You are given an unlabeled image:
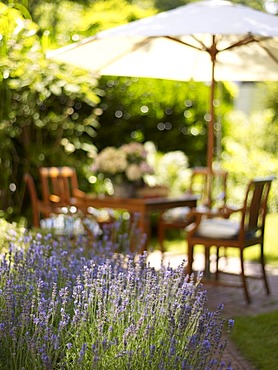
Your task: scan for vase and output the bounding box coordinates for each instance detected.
[112,182,135,198]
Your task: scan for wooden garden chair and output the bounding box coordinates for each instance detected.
[186,176,275,303]
[24,166,112,236]
[158,167,228,253]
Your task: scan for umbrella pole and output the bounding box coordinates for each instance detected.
[207,36,217,208]
[208,36,216,172]
[208,74,215,172]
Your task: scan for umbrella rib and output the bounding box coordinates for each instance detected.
[219,34,256,51]
[219,34,278,65]
[165,36,205,52]
[257,41,278,65]
[165,35,278,64]
[165,35,220,60]
[219,35,273,52]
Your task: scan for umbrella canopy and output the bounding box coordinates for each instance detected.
[48,0,278,172]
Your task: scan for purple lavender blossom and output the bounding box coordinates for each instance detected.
[0,220,234,369]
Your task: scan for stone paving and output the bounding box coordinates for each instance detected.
[147,251,278,370]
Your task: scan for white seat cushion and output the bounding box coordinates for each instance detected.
[40,214,101,237]
[196,218,239,239]
[162,205,209,223]
[162,206,191,222]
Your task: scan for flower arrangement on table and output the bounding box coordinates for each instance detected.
[93,142,154,196]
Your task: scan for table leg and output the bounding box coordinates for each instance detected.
[137,210,151,252]
[128,210,149,252]
[204,246,211,277]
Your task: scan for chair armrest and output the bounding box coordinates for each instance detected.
[73,188,88,199]
[188,204,242,220]
[185,210,203,235]
[218,204,243,218]
[38,202,59,215]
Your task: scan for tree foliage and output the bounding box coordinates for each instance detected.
[0,3,101,221]
[17,0,157,48]
[221,106,278,212]
[95,77,232,166]
[151,0,275,12]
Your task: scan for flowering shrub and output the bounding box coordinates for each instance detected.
[143,142,191,195]
[93,142,153,184]
[0,221,234,369]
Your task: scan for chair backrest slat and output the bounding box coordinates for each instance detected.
[189,167,228,208]
[242,177,274,234]
[39,166,79,205]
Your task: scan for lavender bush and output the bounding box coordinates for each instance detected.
[0,220,233,369]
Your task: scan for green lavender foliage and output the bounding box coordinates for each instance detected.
[0,220,234,369]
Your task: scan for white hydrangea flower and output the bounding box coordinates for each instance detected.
[95,147,127,175]
[126,164,142,181]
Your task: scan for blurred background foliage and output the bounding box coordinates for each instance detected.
[95,77,233,165]
[0,0,277,224]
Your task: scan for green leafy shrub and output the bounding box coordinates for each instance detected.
[0,3,101,222]
[221,110,278,212]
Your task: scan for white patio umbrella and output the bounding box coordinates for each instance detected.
[48,0,278,174]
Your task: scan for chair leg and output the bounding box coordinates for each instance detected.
[240,249,251,304]
[215,247,220,281]
[260,242,271,295]
[157,219,166,254]
[204,246,211,277]
[187,242,194,276]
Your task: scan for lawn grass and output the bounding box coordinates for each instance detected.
[231,310,278,370]
[151,213,278,268]
[264,213,278,267]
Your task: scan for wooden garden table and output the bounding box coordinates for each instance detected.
[83,194,198,251]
